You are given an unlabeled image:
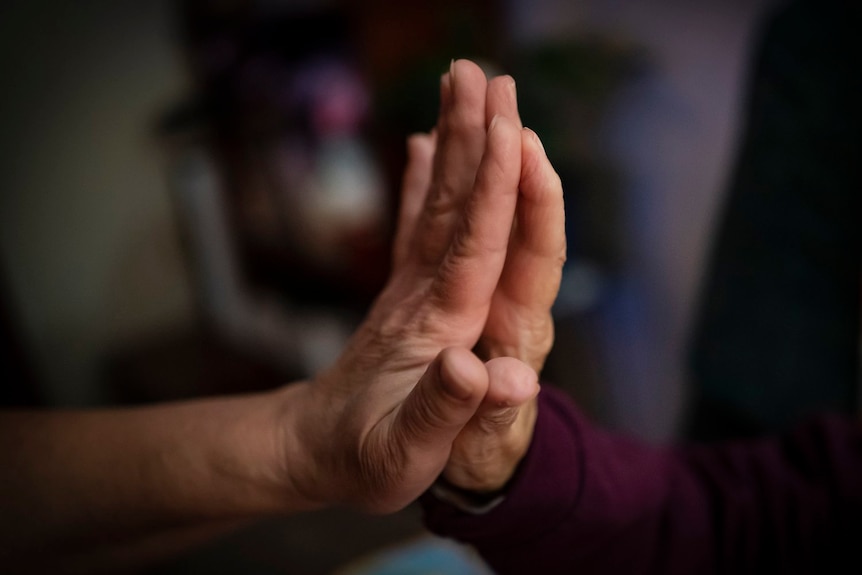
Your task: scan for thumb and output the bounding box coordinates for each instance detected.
[442,357,539,492]
[472,357,539,432]
[393,347,488,454]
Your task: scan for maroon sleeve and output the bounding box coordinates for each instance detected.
[421,386,862,574]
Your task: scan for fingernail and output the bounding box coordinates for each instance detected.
[508,76,517,100]
[440,72,452,101]
[489,114,501,132]
[449,59,458,95]
[525,127,545,154]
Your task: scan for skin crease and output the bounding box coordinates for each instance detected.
[424,64,567,491]
[0,59,565,573]
[282,60,567,504]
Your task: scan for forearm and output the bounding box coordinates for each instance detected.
[0,383,310,558]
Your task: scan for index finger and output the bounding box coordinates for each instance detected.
[410,60,489,269]
[430,114,522,316]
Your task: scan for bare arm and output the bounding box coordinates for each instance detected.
[0,390,293,563]
[0,58,540,571]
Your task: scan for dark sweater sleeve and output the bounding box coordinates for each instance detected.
[421,386,862,574]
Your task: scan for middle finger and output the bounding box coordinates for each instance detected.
[410,59,489,267]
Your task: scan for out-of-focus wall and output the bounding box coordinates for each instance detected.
[0,0,783,427]
[508,0,780,440]
[0,0,194,404]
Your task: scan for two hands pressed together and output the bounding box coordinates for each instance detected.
[5,57,862,575]
[0,59,566,568]
[281,58,566,511]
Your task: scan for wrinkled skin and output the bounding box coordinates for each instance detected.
[280,60,566,512]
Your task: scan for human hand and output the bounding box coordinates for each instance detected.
[275,60,537,514]
[394,60,567,493]
[443,124,566,493]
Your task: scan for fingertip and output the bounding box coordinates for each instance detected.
[484,357,540,407]
[486,74,515,92]
[520,127,562,200]
[523,127,545,154]
[452,58,488,81]
[448,59,489,109]
[441,70,452,92]
[504,74,516,95]
[438,347,489,401]
[486,74,520,128]
[406,132,434,158]
[394,348,487,450]
[520,127,544,168]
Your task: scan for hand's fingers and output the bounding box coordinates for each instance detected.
[392,347,487,456]
[443,357,539,492]
[431,114,522,316]
[411,59,488,267]
[499,128,567,309]
[485,75,521,129]
[392,131,436,269]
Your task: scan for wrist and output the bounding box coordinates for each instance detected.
[163,384,327,518]
[269,381,334,513]
[179,388,310,518]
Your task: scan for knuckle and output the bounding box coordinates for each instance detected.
[412,384,456,435]
[557,247,568,267]
[445,451,507,492]
[443,109,485,139]
[424,181,461,217]
[480,406,520,431]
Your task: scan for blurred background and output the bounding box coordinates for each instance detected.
[6,0,857,573]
